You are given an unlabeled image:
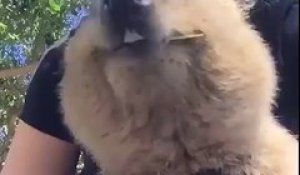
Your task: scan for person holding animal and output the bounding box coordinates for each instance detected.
[1,0,298,175]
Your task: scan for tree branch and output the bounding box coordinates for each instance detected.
[0,62,39,79]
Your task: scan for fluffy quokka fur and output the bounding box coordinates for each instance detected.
[60,0,299,174]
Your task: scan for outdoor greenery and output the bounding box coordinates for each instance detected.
[0,0,89,171]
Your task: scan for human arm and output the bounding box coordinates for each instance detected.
[1,121,79,175]
[1,35,80,175]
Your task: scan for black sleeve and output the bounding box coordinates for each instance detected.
[279,1,299,134]
[250,0,299,134]
[20,42,74,143]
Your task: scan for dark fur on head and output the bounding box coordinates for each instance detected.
[106,0,161,41]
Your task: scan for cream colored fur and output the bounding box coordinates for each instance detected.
[60,0,299,174]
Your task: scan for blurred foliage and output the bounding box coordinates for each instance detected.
[0,0,88,62]
[0,0,89,171]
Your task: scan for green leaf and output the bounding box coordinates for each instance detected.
[0,22,7,33]
[7,33,19,40]
[0,22,7,29]
[48,0,62,12]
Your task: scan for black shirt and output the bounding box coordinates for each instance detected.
[20,0,299,174]
[249,0,299,134]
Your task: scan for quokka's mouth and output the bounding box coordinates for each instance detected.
[104,0,204,47]
[105,0,162,43]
